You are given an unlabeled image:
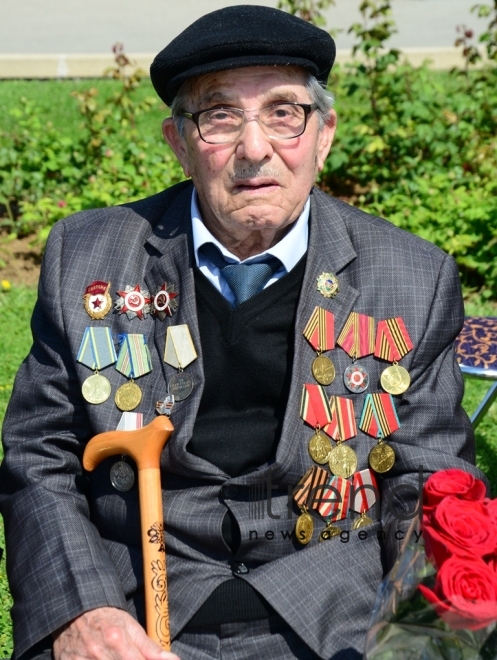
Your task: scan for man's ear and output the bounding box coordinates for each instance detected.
[316,109,337,173]
[162,117,192,178]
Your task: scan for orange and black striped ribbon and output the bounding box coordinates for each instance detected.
[324,396,357,441]
[359,393,400,439]
[337,312,375,359]
[374,317,413,362]
[300,383,333,428]
[303,306,335,352]
[293,465,328,510]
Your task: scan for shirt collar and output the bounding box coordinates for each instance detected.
[191,188,309,272]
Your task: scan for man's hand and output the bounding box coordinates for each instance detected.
[53,606,180,660]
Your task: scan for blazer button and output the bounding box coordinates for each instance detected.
[223,485,239,499]
[232,562,249,576]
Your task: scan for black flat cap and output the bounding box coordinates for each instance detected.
[150,5,335,106]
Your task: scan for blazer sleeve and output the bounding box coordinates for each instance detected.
[380,249,483,566]
[0,220,128,659]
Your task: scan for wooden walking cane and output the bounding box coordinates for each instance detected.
[83,416,174,650]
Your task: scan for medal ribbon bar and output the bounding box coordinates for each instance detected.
[300,384,333,429]
[337,312,375,359]
[317,475,350,521]
[359,393,400,438]
[350,469,378,514]
[374,317,413,362]
[303,306,335,351]
[115,334,152,378]
[77,327,117,370]
[324,396,357,441]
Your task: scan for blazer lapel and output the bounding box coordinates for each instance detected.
[269,189,361,483]
[143,187,225,478]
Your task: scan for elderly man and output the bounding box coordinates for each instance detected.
[0,5,480,660]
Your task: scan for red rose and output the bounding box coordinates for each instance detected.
[423,496,497,569]
[423,469,486,514]
[485,498,497,525]
[419,556,497,630]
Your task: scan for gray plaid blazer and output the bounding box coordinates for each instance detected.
[0,181,481,660]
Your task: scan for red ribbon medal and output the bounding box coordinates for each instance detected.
[350,469,378,528]
[300,384,333,429]
[318,475,351,521]
[324,396,357,441]
[337,312,375,359]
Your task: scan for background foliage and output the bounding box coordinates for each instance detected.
[1,0,497,655]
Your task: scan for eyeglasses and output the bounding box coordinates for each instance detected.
[179,102,317,145]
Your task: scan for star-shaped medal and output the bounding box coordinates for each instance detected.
[115,284,152,320]
[153,283,179,320]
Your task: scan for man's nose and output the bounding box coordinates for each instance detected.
[235,116,274,162]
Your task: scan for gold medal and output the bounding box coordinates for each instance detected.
[82,373,111,404]
[115,381,142,411]
[311,355,336,385]
[381,364,410,395]
[368,441,396,473]
[352,513,374,530]
[308,430,333,464]
[295,510,314,545]
[328,443,357,478]
[319,522,341,542]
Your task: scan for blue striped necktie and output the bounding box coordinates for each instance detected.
[199,243,282,306]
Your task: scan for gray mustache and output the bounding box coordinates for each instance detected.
[231,165,280,181]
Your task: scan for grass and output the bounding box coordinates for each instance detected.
[0,285,496,654]
[0,78,169,141]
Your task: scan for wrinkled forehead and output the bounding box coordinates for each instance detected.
[179,65,309,109]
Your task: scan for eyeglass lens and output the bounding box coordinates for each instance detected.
[198,104,308,143]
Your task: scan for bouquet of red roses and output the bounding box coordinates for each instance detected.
[365,468,497,660]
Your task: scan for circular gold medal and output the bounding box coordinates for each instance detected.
[369,442,396,473]
[115,381,142,411]
[319,524,341,542]
[308,431,333,464]
[312,355,336,385]
[295,512,314,545]
[82,373,111,404]
[328,443,358,478]
[352,514,374,530]
[381,364,410,395]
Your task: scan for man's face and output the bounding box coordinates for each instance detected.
[163,66,336,246]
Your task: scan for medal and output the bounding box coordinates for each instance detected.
[293,466,328,513]
[83,281,112,320]
[115,284,152,320]
[156,394,175,416]
[316,272,339,299]
[153,283,179,319]
[82,373,112,404]
[328,443,357,478]
[308,430,332,464]
[303,307,336,385]
[77,327,117,404]
[350,469,378,529]
[295,509,314,545]
[110,460,135,492]
[368,441,396,474]
[163,325,197,400]
[337,312,375,391]
[300,384,333,465]
[375,318,413,395]
[381,364,410,395]
[116,411,143,430]
[115,381,142,411]
[318,475,350,521]
[359,393,400,473]
[344,364,369,393]
[168,372,194,401]
[115,334,152,410]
